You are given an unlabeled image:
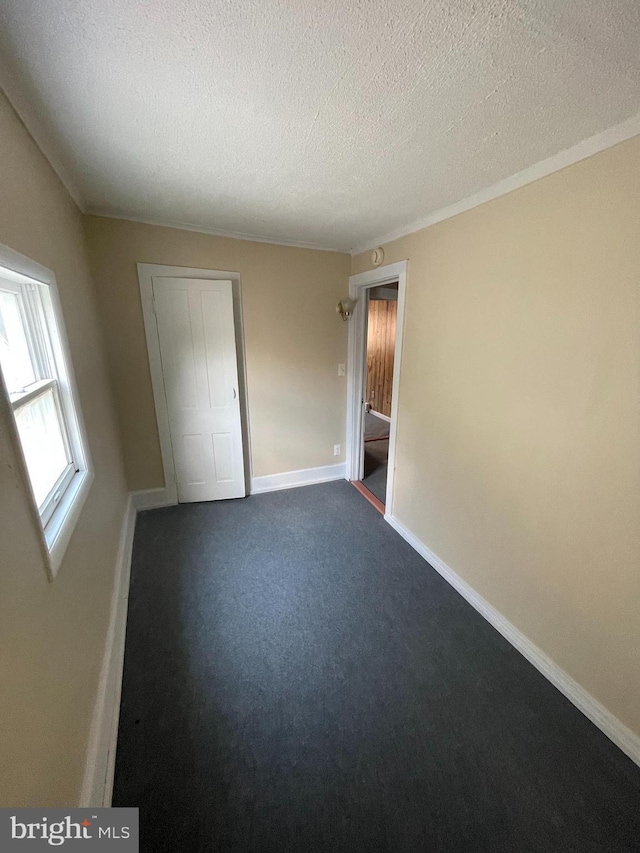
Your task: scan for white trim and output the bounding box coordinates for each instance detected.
[385,512,640,768]
[137,263,252,506]
[250,463,346,495]
[78,486,640,810]
[88,210,345,254]
[0,243,54,287]
[80,494,136,807]
[351,112,640,255]
[347,261,407,517]
[4,58,638,258]
[132,487,175,512]
[369,410,391,423]
[81,465,344,805]
[0,69,86,210]
[0,242,94,580]
[45,469,94,574]
[10,377,57,408]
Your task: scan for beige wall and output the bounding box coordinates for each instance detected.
[353,137,640,737]
[0,91,128,804]
[3,63,637,809]
[83,216,350,491]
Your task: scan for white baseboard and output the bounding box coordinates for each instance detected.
[385,513,640,768]
[369,410,391,423]
[83,488,639,809]
[80,494,136,807]
[250,463,346,495]
[78,467,342,806]
[132,486,176,511]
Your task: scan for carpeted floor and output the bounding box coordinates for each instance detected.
[364,411,389,441]
[362,438,388,505]
[114,481,640,852]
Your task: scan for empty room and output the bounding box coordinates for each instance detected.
[0,1,639,851]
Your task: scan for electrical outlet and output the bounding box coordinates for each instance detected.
[337,363,345,376]
[334,444,341,457]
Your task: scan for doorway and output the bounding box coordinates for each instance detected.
[346,261,407,517]
[361,284,398,505]
[138,264,251,507]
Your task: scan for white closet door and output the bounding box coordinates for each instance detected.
[153,277,245,502]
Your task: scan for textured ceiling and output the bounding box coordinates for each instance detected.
[0,0,639,252]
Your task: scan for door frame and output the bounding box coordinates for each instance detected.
[137,263,252,506]
[346,260,407,518]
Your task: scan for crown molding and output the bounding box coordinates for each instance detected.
[3,44,638,260]
[0,65,86,211]
[351,111,640,256]
[85,209,347,254]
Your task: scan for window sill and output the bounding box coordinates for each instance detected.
[43,467,94,580]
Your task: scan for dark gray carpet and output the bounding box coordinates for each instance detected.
[363,438,388,505]
[364,411,389,441]
[114,481,640,852]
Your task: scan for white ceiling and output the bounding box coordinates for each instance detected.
[0,0,639,252]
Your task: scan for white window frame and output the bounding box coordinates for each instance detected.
[0,243,93,580]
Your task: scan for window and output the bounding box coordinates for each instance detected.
[0,245,92,578]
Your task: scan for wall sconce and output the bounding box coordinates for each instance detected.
[371,246,385,266]
[336,298,356,321]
